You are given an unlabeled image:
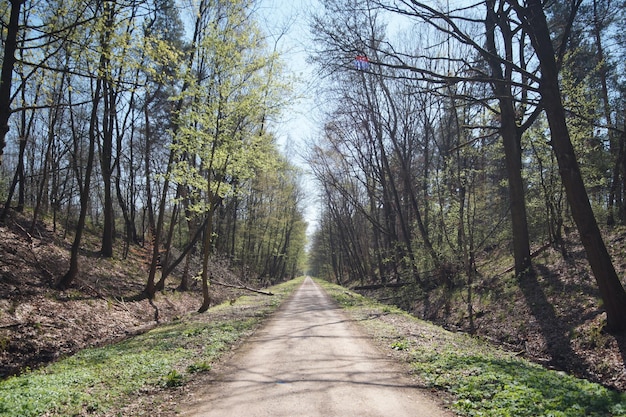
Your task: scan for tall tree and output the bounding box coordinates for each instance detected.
[515,0,626,331]
[143,0,198,299]
[483,0,532,275]
[170,0,288,311]
[0,0,24,168]
[99,0,117,258]
[57,0,107,289]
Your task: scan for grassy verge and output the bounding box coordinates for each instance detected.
[0,278,303,417]
[317,279,626,417]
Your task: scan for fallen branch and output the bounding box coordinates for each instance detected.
[212,280,274,296]
[499,241,553,275]
[353,282,409,290]
[98,323,159,347]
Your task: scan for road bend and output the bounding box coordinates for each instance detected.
[179,277,454,417]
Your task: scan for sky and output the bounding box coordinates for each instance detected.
[253,0,416,238]
[255,0,323,236]
[257,0,318,150]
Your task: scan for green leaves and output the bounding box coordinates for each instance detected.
[169,0,289,216]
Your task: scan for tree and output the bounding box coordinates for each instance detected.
[356,0,626,330]
[0,0,24,169]
[483,0,532,275]
[309,0,535,286]
[169,0,289,312]
[57,0,108,289]
[515,0,626,331]
[231,155,307,283]
[308,0,626,331]
[143,0,198,299]
[0,0,305,303]
[99,0,117,258]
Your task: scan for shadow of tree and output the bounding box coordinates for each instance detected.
[518,265,590,379]
[611,332,626,388]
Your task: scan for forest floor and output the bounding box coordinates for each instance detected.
[0,211,245,380]
[1,209,626,394]
[357,232,626,392]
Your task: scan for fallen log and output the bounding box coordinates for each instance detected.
[353,282,409,291]
[212,280,274,296]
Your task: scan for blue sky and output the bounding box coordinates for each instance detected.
[257,0,323,235]
[256,0,320,154]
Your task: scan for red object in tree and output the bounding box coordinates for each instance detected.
[355,55,369,70]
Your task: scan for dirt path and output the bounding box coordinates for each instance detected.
[179,277,454,416]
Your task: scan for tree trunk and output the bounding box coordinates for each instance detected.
[590,0,619,226]
[56,80,101,290]
[620,124,626,222]
[145,0,207,297]
[144,148,174,298]
[100,3,116,258]
[198,207,215,313]
[0,135,25,222]
[520,0,626,331]
[485,0,532,276]
[0,0,23,168]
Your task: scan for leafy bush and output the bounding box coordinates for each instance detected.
[162,369,184,387]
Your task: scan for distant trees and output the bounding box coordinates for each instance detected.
[308,0,626,330]
[0,0,307,308]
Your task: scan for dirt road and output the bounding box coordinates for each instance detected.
[180,277,454,416]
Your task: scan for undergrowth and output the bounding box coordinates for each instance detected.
[0,278,303,417]
[317,278,626,417]
[4,276,622,417]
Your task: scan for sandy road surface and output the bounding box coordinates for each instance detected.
[180,277,454,416]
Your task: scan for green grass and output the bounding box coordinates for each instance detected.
[0,277,303,417]
[5,276,623,417]
[317,278,626,417]
[413,346,626,416]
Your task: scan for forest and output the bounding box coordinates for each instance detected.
[2,0,626,400]
[305,0,626,390]
[0,0,308,307]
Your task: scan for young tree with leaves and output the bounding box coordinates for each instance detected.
[169,0,289,312]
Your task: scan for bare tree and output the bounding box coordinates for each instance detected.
[514,0,626,331]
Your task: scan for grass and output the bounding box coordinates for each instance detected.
[317,278,626,417]
[4,276,624,417]
[0,277,303,417]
